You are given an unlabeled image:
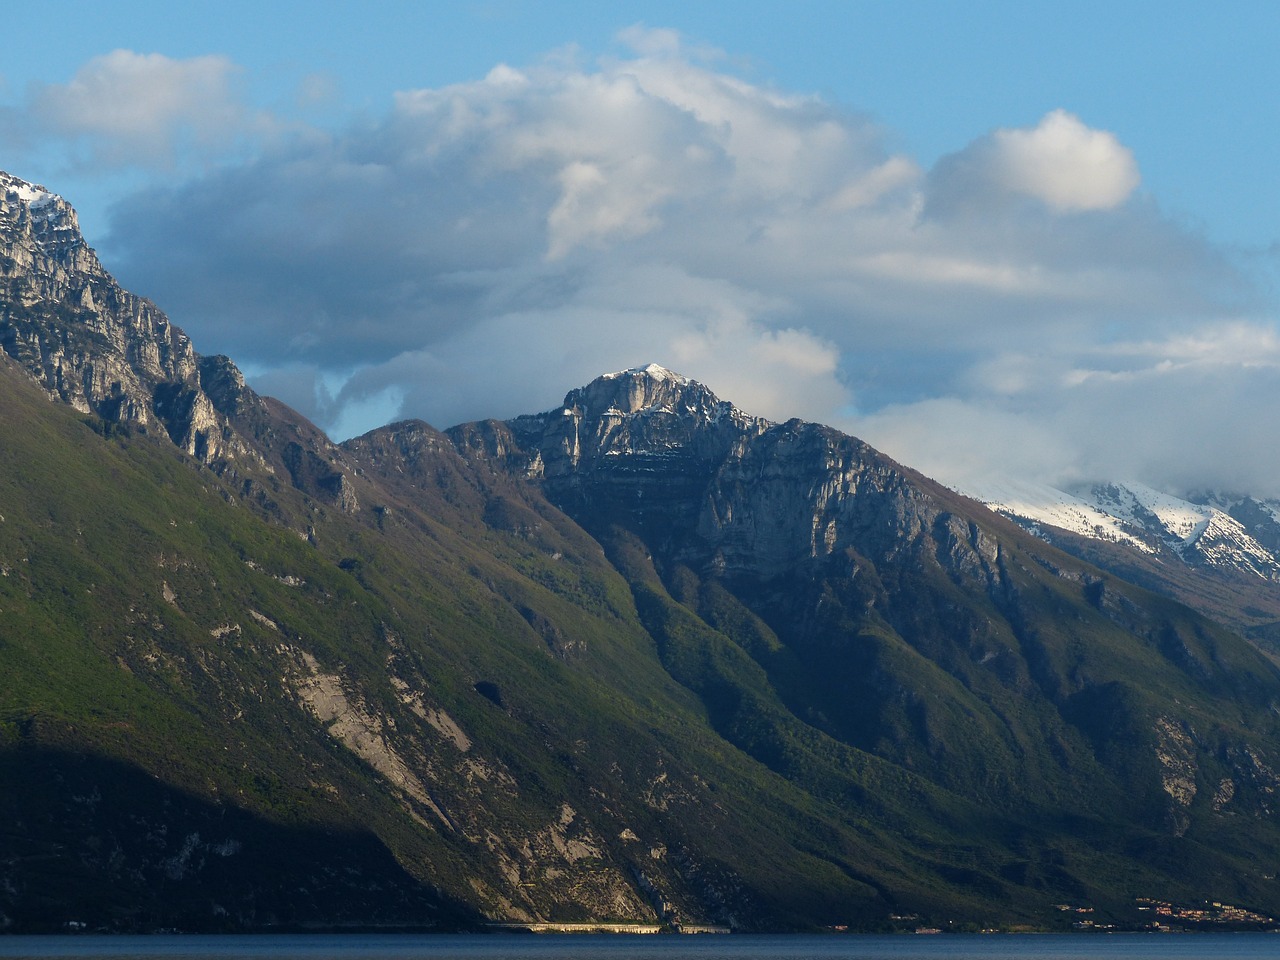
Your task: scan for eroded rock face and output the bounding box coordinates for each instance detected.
[1154,716,1199,835]
[494,364,975,584]
[0,172,232,463]
[0,172,366,515]
[281,642,667,923]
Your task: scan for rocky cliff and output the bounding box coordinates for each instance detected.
[0,171,368,525]
[1,172,249,466]
[468,364,996,584]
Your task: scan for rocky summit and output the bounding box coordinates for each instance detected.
[4,171,1280,933]
[0,172,226,461]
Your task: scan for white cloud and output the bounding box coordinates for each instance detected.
[992,109,1139,212]
[616,24,685,59]
[851,399,1072,493]
[24,50,264,169]
[1097,321,1280,368]
[546,156,670,259]
[828,156,919,211]
[853,320,1280,498]
[5,50,284,175]
[96,34,1275,498]
[927,109,1139,215]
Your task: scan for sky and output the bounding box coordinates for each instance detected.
[3,1,1279,497]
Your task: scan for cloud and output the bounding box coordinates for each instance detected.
[325,262,849,433]
[927,109,1139,215]
[994,109,1139,211]
[853,320,1280,499]
[616,24,684,59]
[96,30,1276,498]
[7,50,272,171]
[852,399,1073,492]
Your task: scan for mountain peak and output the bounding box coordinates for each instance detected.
[1,169,92,273]
[0,171,59,210]
[601,362,688,384]
[0,171,260,466]
[570,363,730,421]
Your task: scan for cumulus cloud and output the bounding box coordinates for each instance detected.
[936,109,1139,214]
[97,30,1275,498]
[994,109,1139,211]
[927,109,1139,216]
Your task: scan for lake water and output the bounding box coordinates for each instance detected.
[0,934,1275,960]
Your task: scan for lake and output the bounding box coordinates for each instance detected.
[0,934,1275,960]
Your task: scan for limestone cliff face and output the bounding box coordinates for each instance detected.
[0,171,231,463]
[508,363,768,476]
[0,172,364,515]
[495,364,982,584]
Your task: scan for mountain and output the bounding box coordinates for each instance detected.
[4,171,1280,933]
[969,478,1280,650]
[0,171,251,465]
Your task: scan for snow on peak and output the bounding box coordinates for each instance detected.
[604,363,688,383]
[1093,480,1209,541]
[0,172,58,209]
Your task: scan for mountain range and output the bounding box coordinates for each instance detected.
[969,478,1280,651]
[3,170,1280,933]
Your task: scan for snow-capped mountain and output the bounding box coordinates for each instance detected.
[966,477,1280,582]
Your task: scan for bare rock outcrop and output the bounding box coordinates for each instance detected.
[0,172,238,464]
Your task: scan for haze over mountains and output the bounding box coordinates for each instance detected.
[4,171,1280,933]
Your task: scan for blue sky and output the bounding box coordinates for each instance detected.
[4,1,1279,495]
[10,1,1277,249]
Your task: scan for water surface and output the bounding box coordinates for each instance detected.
[0,933,1276,960]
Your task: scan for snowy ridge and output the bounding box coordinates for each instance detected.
[965,477,1280,581]
[1,172,58,209]
[1092,481,1208,541]
[960,477,1155,553]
